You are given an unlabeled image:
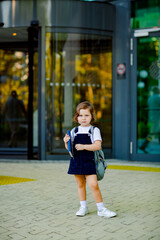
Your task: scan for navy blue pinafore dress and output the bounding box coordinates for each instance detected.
[68,127,96,175]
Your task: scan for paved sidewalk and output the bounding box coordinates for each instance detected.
[0,160,160,240]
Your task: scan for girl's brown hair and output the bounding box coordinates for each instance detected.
[73,101,95,123]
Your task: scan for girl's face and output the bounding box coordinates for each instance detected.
[77,108,92,127]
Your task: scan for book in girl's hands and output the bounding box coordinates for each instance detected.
[67,130,73,158]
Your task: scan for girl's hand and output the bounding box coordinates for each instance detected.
[75,140,101,151]
[63,134,70,143]
[75,144,85,151]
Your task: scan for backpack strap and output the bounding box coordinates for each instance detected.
[71,127,78,140]
[89,125,95,136]
[89,125,95,143]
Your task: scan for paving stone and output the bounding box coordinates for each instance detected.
[8,233,26,240]
[0,235,12,240]
[0,226,9,234]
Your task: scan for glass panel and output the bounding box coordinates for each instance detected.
[131,0,160,29]
[45,32,112,155]
[33,52,38,149]
[0,50,28,149]
[137,36,160,154]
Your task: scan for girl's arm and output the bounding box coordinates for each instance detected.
[63,134,70,150]
[75,140,101,151]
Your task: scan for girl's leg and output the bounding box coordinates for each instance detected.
[74,175,86,201]
[74,175,88,216]
[85,175,102,203]
[86,174,117,218]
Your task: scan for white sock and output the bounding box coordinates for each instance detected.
[80,200,87,208]
[96,202,104,211]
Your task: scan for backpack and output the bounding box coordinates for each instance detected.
[72,126,107,181]
[90,126,108,181]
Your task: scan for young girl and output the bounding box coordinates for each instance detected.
[63,101,116,218]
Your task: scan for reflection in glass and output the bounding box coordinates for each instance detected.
[0,50,28,148]
[0,49,38,150]
[33,52,38,148]
[137,37,160,154]
[45,32,112,155]
[3,90,27,147]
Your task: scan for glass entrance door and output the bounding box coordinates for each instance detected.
[131,32,160,161]
[0,49,29,151]
[45,32,112,159]
[0,28,38,159]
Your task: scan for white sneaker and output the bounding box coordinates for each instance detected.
[76,206,88,217]
[97,207,116,218]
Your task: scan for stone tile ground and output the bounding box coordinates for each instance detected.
[0,161,160,240]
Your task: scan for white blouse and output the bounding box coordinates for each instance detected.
[71,125,102,143]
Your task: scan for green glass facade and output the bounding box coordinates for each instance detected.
[131,0,160,29]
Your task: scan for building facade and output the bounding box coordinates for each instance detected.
[0,0,160,162]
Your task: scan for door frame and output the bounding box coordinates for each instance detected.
[130,29,160,162]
